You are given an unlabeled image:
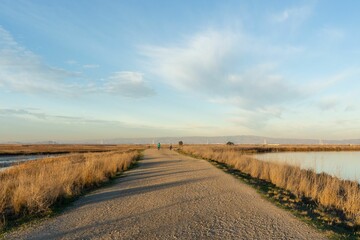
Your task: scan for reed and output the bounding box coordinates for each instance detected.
[181,146,360,225]
[0,150,140,230]
[0,144,145,155]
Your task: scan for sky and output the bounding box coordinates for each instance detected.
[1,0,360,142]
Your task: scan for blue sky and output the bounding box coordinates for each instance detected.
[1,0,360,142]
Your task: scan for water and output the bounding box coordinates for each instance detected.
[254,152,360,183]
[0,154,58,170]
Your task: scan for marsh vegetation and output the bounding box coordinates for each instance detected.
[0,146,142,231]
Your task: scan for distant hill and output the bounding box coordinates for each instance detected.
[3,135,360,145]
[66,135,360,145]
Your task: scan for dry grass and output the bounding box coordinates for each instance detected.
[181,145,360,226]
[0,150,141,230]
[0,144,145,155]
[181,144,360,153]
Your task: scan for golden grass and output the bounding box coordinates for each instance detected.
[0,144,145,155]
[181,146,360,225]
[186,144,360,153]
[0,150,141,230]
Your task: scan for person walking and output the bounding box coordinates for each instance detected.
[157,142,161,150]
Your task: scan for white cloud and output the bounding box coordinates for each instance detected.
[224,66,301,108]
[138,28,311,131]
[318,96,339,111]
[0,26,155,98]
[104,71,155,98]
[141,30,301,110]
[0,26,82,94]
[66,60,77,65]
[0,108,46,120]
[271,5,313,28]
[320,27,345,40]
[304,68,359,95]
[0,108,122,125]
[0,107,187,139]
[229,106,284,129]
[273,6,311,22]
[345,104,356,112]
[83,64,99,69]
[141,30,238,92]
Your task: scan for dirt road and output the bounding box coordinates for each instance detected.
[4,149,326,239]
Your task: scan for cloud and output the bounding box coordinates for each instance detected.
[0,108,122,125]
[83,64,99,69]
[0,26,155,98]
[0,26,84,94]
[317,96,339,111]
[141,30,238,92]
[230,106,284,129]
[66,60,77,65]
[103,71,155,98]
[140,29,302,110]
[272,6,312,23]
[0,108,184,136]
[345,104,356,112]
[0,108,47,119]
[222,65,301,108]
[320,27,345,41]
[304,68,359,95]
[271,5,313,30]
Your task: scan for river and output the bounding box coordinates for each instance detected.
[254,151,360,183]
[0,154,60,170]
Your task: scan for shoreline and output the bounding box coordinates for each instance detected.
[178,146,360,239]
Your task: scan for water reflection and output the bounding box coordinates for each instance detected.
[0,154,58,169]
[254,152,360,183]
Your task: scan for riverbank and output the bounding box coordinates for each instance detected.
[179,146,360,238]
[0,149,142,232]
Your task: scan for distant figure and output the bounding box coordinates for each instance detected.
[157,142,161,150]
[169,144,173,150]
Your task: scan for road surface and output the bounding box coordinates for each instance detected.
[4,149,326,239]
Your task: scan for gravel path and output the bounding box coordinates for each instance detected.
[4,149,326,240]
